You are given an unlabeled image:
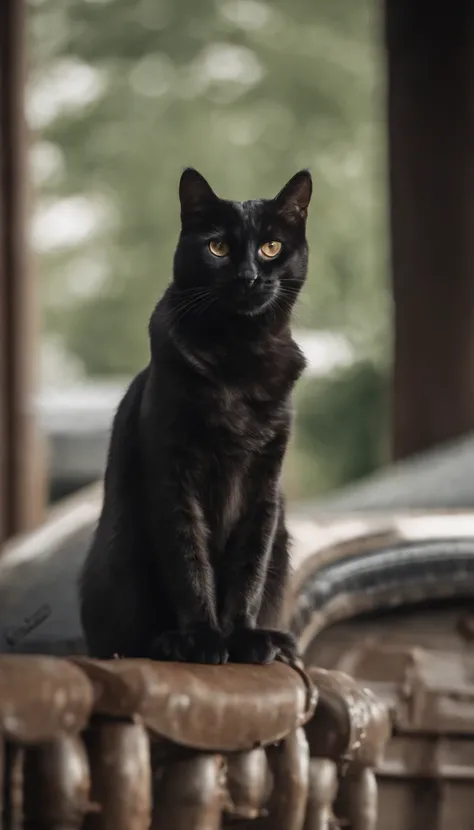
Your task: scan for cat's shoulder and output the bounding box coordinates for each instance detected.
[271,331,307,385]
[115,366,149,420]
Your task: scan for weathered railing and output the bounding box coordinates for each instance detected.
[0,654,390,829]
[6,506,474,826]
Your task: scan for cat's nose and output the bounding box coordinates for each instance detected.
[240,270,258,288]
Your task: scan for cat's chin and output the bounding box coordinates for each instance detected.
[233,292,278,319]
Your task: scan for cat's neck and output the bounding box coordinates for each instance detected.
[149,284,299,380]
[162,282,293,342]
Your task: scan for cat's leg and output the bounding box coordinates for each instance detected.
[80,524,155,658]
[147,484,228,664]
[257,506,291,628]
[80,370,156,658]
[255,509,300,661]
[219,490,298,665]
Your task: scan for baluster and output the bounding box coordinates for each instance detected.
[226,748,268,820]
[23,734,90,830]
[304,758,338,830]
[152,752,223,830]
[0,738,4,830]
[339,768,378,830]
[4,743,24,830]
[258,728,309,830]
[349,769,378,830]
[85,719,151,830]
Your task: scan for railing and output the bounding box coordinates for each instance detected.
[0,655,390,829]
[9,506,459,827]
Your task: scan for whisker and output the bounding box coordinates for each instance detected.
[169,295,209,325]
[171,292,214,326]
[172,286,210,296]
[196,295,216,318]
[171,290,210,313]
[278,289,308,322]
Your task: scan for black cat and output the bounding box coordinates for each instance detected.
[79,167,312,664]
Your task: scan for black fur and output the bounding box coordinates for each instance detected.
[79,168,312,664]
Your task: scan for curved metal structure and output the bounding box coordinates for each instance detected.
[289,510,474,830]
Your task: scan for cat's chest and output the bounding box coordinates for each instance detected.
[207,456,248,552]
[201,386,288,549]
[207,383,286,449]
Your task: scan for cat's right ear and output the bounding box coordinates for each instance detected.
[274,170,312,224]
[179,168,218,220]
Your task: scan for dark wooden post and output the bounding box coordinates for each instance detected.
[0,0,44,544]
[386,0,474,460]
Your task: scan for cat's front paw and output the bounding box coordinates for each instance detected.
[149,625,229,665]
[227,628,299,665]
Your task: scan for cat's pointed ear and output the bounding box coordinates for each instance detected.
[274,170,312,223]
[179,168,218,219]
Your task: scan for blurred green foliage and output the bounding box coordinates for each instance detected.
[29,0,389,496]
[285,360,389,499]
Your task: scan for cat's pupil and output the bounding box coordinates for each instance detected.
[209,239,229,257]
[260,240,282,259]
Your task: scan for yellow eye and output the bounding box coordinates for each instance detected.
[209,240,230,257]
[259,241,282,259]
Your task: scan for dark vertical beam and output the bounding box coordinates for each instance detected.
[0,0,44,544]
[386,0,474,460]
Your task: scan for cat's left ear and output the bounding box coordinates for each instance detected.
[274,170,312,223]
[179,168,218,219]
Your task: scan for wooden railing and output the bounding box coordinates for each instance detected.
[0,655,390,829]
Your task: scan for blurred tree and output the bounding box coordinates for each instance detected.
[285,360,388,498]
[29,0,387,377]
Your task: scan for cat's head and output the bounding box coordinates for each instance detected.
[172,168,312,320]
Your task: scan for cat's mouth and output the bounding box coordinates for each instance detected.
[233,289,278,317]
[226,280,278,318]
[238,295,276,317]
